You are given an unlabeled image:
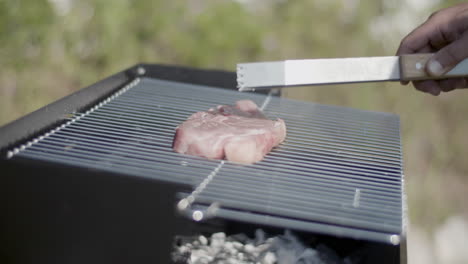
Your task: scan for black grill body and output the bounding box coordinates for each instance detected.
[0,64,406,264]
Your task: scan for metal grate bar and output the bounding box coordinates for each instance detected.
[79,104,402,164]
[8,77,404,244]
[191,194,400,233]
[264,102,400,127]
[193,205,400,244]
[216,162,401,196]
[94,104,402,155]
[192,174,402,213]
[113,95,400,138]
[64,116,401,179]
[62,110,402,174]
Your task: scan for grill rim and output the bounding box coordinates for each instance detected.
[0,71,130,157]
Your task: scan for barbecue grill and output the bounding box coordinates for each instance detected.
[0,64,407,264]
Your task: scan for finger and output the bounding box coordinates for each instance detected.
[429,37,449,51]
[417,46,434,53]
[438,78,462,92]
[413,80,441,96]
[396,13,446,55]
[396,5,468,56]
[396,23,432,55]
[427,5,468,49]
[427,19,459,50]
[427,32,468,76]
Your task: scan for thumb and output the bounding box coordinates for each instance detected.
[426,33,468,76]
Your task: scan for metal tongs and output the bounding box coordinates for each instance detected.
[236,53,468,91]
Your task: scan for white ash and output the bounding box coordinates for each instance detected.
[172,229,357,264]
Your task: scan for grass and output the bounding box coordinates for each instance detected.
[1,0,467,234]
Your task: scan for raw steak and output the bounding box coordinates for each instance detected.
[173,100,286,164]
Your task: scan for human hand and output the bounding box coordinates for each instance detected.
[396,3,468,95]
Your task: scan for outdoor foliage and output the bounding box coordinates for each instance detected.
[1,0,467,236]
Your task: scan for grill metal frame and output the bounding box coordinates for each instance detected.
[0,64,407,264]
[0,64,243,156]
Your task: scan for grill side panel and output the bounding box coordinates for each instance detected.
[0,157,193,264]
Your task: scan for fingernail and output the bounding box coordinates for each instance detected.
[427,59,444,76]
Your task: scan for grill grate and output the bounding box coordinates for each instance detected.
[7,77,404,245]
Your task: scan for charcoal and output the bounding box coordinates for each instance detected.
[230,233,250,244]
[198,235,208,246]
[296,248,323,264]
[231,241,244,250]
[210,232,226,249]
[263,251,277,264]
[172,229,357,264]
[272,230,306,263]
[254,229,267,245]
[175,235,198,246]
[171,245,191,264]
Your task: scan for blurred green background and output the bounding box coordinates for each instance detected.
[1,0,467,262]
